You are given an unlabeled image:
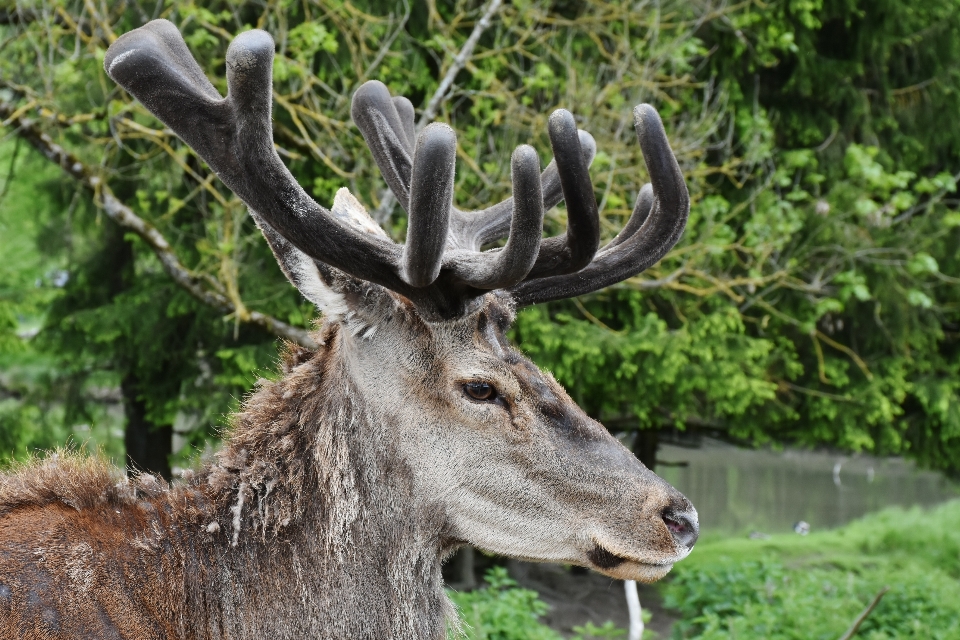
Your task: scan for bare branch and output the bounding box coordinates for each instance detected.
[417,0,504,131]
[0,99,318,350]
[633,267,685,290]
[624,579,644,640]
[372,0,503,223]
[838,586,890,640]
[362,0,412,81]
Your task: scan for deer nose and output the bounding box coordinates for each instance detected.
[662,508,699,550]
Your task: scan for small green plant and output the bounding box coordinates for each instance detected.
[447,567,562,640]
[447,567,628,640]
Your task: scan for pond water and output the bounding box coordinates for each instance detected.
[656,439,960,536]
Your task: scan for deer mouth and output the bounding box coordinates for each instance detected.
[586,541,675,583]
[586,543,626,569]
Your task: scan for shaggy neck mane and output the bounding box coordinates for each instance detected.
[192,322,453,637]
[202,331,335,547]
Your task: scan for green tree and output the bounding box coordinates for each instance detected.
[0,0,958,477]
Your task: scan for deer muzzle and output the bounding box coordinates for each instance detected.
[584,479,699,583]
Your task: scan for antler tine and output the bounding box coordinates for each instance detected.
[392,96,416,151]
[545,110,601,267]
[350,80,600,270]
[446,144,544,288]
[105,21,414,293]
[103,20,226,154]
[541,128,598,228]
[510,104,689,307]
[519,110,601,280]
[603,183,654,252]
[453,129,597,251]
[404,123,456,287]
[351,81,415,211]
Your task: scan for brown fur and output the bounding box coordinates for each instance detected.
[0,295,697,639]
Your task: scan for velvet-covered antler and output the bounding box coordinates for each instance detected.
[350,81,688,307]
[104,20,688,318]
[510,107,688,307]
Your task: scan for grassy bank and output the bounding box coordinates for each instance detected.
[664,500,960,638]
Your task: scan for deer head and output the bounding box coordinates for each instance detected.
[103,20,696,585]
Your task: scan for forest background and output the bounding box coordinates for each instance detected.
[2,0,958,478]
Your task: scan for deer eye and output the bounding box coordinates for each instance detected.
[463,382,497,401]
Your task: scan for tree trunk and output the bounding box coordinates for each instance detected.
[633,428,659,472]
[101,221,174,480]
[121,372,172,480]
[445,546,478,590]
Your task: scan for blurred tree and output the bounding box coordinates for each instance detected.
[0,0,957,477]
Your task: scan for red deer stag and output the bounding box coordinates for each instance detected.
[0,20,697,639]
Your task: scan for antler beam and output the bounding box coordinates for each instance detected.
[105,23,411,291]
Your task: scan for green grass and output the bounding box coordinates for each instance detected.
[663,500,960,639]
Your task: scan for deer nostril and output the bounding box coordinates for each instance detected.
[662,509,699,550]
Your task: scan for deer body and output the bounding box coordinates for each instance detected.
[1,19,698,639]
[0,332,452,638]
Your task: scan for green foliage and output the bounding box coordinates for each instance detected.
[447,567,626,640]
[448,567,562,640]
[514,297,780,434]
[570,621,630,639]
[507,0,960,472]
[0,139,108,463]
[664,500,960,638]
[0,0,958,474]
[702,0,960,169]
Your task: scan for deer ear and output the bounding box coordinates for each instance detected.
[254,188,391,321]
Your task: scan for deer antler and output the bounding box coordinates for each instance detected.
[352,81,602,275]
[104,21,688,317]
[510,106,689,307]
[350,81,688,307]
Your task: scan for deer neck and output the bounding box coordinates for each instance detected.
[196,326,453,638]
